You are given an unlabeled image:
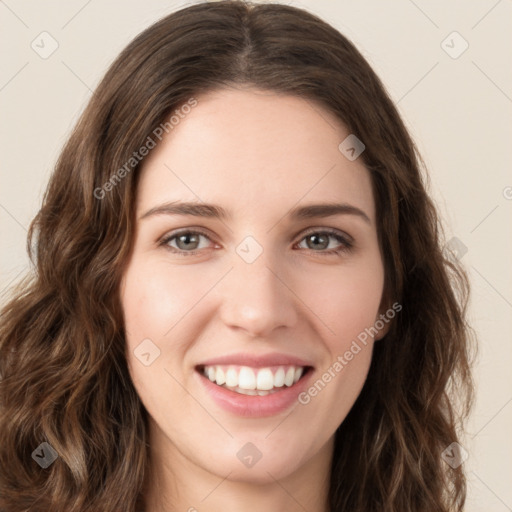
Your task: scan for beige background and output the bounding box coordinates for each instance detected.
[1,1,511,509]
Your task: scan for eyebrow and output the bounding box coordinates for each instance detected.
[139,201,371,224]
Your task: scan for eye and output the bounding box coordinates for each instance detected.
[159,228,353,256]
[295,229,353,256]
[159,229,214,255]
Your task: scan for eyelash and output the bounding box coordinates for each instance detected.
[159,228,354,257]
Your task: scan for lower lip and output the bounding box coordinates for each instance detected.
[196,368,313,418]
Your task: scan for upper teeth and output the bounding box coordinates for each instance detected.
[202,365,304,391]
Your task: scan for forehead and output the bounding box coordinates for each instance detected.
[136,87,375,224]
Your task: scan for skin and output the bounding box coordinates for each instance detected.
[120,86,390,512]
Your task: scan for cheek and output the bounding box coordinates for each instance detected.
[120,260,192,417]
[308,256,385,348]
[122,248,384,354]
[121,256,212,346]
[121,256,221,405]
[297,263,382,429]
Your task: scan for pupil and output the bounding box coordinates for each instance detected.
[179,233,198,249]
[310,234,327,249]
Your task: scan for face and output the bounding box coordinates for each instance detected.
[120,87,389,485]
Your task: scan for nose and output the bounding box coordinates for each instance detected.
[217,253,298,339]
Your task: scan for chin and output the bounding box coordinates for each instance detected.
[200,439,311,483]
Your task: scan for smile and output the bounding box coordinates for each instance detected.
[198,364,309,396]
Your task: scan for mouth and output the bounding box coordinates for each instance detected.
[195,364,313,396]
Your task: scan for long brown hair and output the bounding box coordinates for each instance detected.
[0,1,475,510]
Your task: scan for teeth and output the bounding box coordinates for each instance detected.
[215,367,226,386]
[237,388,258,396]
[238,366,256,390]
[224,385,278,396]
[225,367,238,387]
[201,364,307,393]
[274,367,285,387]
[256,368,274,390]
[284,367,295,387]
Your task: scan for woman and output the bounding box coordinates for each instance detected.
[0,1,474,511]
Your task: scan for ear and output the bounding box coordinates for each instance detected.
[374,311,391,341]
[373,294,395,341]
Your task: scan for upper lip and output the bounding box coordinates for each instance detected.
[196,352,314,369]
